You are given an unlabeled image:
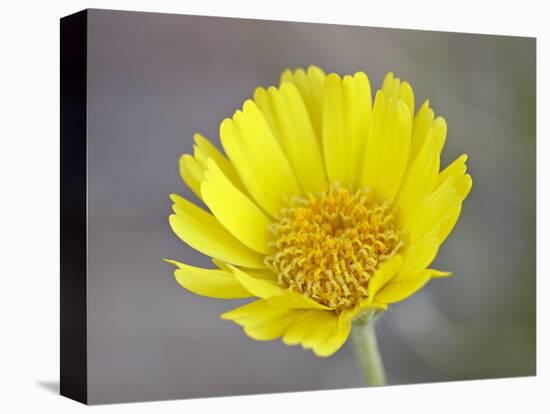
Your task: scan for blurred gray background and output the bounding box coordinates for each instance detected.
[86,9,536,404]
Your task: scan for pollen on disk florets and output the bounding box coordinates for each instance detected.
[265,184,405,311]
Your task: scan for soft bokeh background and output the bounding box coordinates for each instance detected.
[86,9,536,404]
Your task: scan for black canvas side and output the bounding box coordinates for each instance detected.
[60,9,88,405]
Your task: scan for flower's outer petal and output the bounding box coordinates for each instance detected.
[220,299,271,321]
[438,167,472,201]
[268,290,333,310]
[437,154,468,188]
[375,274,430,304]
[322,73,371,186]
[381,72,415,116]
[193,133,246,194]
[323,298,387,351]
[365,255,403,303]
[179,154,203,199]
[243,312,303,341]
[179,133,245,200]
[406,170,471,245]
[254,82,326,194]
[222,294,359,357]
[213,259,278,280]
[430,117,447,155]
[229,265,331,310]
[230,265,282,299]
[312,309,355,357]
[433,154,472,243]
[220,101,301,217]
[280,65,326,141]
[397,226,440,280]
[353,300,389,314]
[282,310,329,344]
[410,100,434,161]
[168,193,265,268]
[454,173,473,200]
[281,308,355,357]
[438,175,472,243]
[164,259,252,299]
[322,74,348,184]
[411,102,447,158]
[343,72,372,187]
[360,91,412,201]
[201,159,272,254]
[300,311,337,350]
[428,269,453,278]
[228,303,290,330]
[277,282,388,357]
[375,268,447,304]
[396,128,440,224]
[402,178,460,243]
[343,72,372,186]
[221,299,305,341]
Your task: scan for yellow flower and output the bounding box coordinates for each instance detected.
[166,66,472,357]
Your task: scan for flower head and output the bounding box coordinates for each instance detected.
[166,66,472,357]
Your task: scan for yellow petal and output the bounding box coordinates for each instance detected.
[402,178,461,243]
[254,82,326,194]
[321,73,372,186]
[321,73,372,185]
[312,310,354,357]
[245,267,279,280]
[381,72,399,98]
[268,289,333,310]
[431,117,447,154]
[322,73,348,184]
[221,299,271,321]
[220,101,301,217]
[360,91,412,201]
[374,271,432,304]
[192,133,246,194]
[375,268,448,304]
[343,72,372,187]
[168,193,265,268]
[433,156,472,243]
[201,159,272,254]
[164,259,252,299]
[243,311,303,341]
[179,154,203,199]
[222,299,303,341]
[223,297,353,357]
[396,127,440,223]
[366,255,403,302]
[428,269,453,278]
[438,202,462,245]
[229,265,282,299]
[381,72,415,116]
[437,154,468,188]
[301,311,337,350]
[397,226,440,280]
[178,133,245,200]
[282,309,329,345]
[229,265,330,310]
[280,65,326,141]
[399,81,415,117]
[282,308,353,357]
[213,259,277,280]
[438,176,472,244]
[455,173,473,200]
[228,303,289,330]
[412,100,446,154]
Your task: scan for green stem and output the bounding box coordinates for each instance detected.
[351,312,386,386]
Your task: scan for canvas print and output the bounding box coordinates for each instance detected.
[60,8,536,405]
